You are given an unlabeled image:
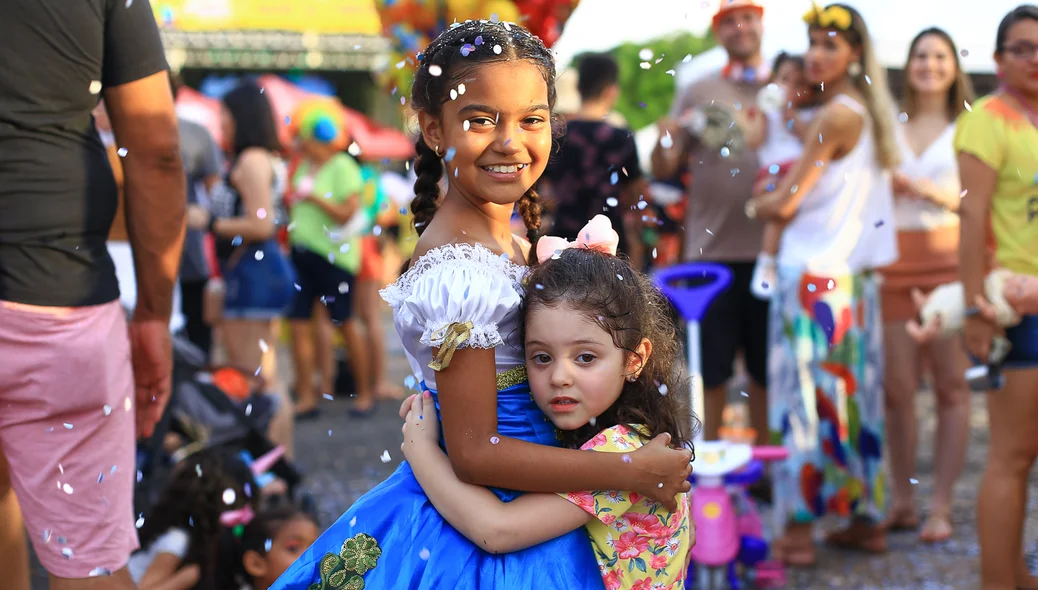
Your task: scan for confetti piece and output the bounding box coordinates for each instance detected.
[622,455,632,463]
[910,478,919,484]
[445,147,456,162]
[63,423,73,430]
[720,147,730,158]
[493,45,502,55]
[380,450,392,463]
[223,488,236,505]
[657,482,664,488]
[740,391,749,397]
[463,120,470,131]
[348,142,362,156]
[616,274,624,281]
[323,393,334,400]
[103,404,112,416]
[89,80,102,94]
[117,148,128,157]
[350,516,357,526]
[659,131,673,149]
[62,548,73,559]
[338,282,350,294]
[136,515,145,528]
[419,548,431,560]
[62,483,74,494]
[490,436,500,444]
[457,83,466,95]
[964,100,972,112]
[195,464,203,477]
[246,403,253,416]
[255,250,265,261]
[659,384,669,396]
[610,171,618,185]
[606,197,618,207]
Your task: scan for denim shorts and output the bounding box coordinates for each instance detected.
[1005,314,1038,369]
[222,240,296,320]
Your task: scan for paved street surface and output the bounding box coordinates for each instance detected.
[29,312,1038,588]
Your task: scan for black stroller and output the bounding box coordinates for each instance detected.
[133,333,304,516]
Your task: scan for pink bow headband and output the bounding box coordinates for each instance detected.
[535,215,619,264]
[220,504,255,528]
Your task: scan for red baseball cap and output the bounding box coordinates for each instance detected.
[712,0,764,28]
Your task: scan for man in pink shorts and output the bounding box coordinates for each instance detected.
[0,0,186,588]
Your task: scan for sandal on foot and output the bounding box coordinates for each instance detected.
[771,537,817,567]
[919,513,953,543]
[825,524,887,554]
[882,509,921,532]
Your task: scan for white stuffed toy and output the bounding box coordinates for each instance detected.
[907,269,1037,342]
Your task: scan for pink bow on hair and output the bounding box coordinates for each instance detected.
[535,215,620,264]
[220,504,256,528]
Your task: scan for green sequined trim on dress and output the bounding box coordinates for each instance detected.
[495,364,527,390]
[307,533,382,590]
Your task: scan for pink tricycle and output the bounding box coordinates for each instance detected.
[655,263,788,589]
[687,441,787,589]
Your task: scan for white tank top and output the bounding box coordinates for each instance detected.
[777,95,899,275]
[892,122,959,231]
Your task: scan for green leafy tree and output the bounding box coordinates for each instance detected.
[573,32,716,131]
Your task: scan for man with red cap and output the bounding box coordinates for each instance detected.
[651,0,769,444]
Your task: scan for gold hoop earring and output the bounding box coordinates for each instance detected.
[435,144,444,158]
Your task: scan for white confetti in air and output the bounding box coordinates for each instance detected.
[622,455,632,463]
[606,197,619,207]
[59,463,65,474]
[348,142,362,156]
[429,65,442,76]
[338,282,349,294]
[125,0,133,6]
[117,148,128,157]
[195,464,203,477]
[659,384,669,396]
[909,477,919,485]
[136,515,145,528]
[419,548,431,560]
[42,530,52,544]
[62,548,73,559]
[222,488,236,505]
[449,89,458,100]
[639,62,651,70]
[255,250,265,261]
[659,131,673,149]
[257,208,268,219]
[457,83,466,95]
[404,375,417,389]
[963,101,972,112]
[89,567,112,577]
[259,339,269,353]
[705,228,713,235]
[589,417,597,427]
[89,81,103,94]
[265,538,273,552]
[490,436,500,444]
[380,450,392,463]
[245,403,253,416]
[63,423,74,430]
[350,516,357,527]
[493,45,502,55]
[657,482,664,488]
[740,391,749,397]
[323,393,334,400]
[63,483,74,494]
[617,274,624,281]
[463,120,470,131]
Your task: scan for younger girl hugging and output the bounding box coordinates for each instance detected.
[271,19,693,590]
[401,216,695,590]
[744,53,820,298]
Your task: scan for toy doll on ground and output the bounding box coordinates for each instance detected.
[269,20,694,590]
[401,216,696,590]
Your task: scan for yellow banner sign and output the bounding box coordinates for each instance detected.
[153,0,382,35]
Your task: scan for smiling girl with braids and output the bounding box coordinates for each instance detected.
[270,20,693,590]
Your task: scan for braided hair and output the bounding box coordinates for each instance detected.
[409,19,560,246]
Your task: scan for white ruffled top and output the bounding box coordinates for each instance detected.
[379,242,528,391]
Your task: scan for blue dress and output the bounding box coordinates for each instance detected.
[271,243,604,590]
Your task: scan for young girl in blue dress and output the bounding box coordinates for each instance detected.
[401,218,696,590]
[271,20,693,590]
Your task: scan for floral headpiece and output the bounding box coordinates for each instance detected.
[802,3,852,30]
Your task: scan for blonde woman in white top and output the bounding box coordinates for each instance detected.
[878,28,975,544]
[745,2,899,565]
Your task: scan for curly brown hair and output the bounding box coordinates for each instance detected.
[520,247,698,452]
